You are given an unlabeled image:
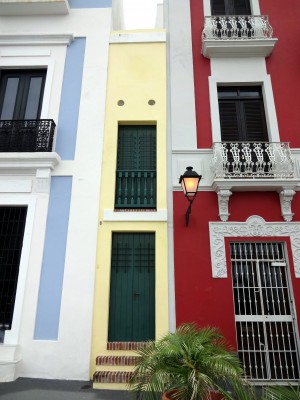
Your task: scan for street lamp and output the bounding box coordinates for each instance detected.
[179,166,201,226]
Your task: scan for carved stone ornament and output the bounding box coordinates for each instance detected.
[217,190,232,222]
[209,215,300,278]
[280,189,295,222]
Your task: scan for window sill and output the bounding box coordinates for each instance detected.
[103,209,167,222]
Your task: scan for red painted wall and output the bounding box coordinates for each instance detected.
[261,0,300,146]
[174,191,300,348]
[174,0,300,349]
[190,0,212,148]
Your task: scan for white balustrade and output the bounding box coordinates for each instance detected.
[211,142,294,178]
[202,15,273,40]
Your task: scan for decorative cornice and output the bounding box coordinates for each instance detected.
[0,152,61,175]
[0,33,74,47]
[209,215,300,278]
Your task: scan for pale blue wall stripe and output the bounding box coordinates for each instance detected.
[55,38,86,160]
[34,177,73,340]
[69,0,112,8]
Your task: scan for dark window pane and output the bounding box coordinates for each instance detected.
[233,0,251,15]
[1,78,19,120]
[24,77,43,119]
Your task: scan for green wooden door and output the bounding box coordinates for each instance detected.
[108,233,155,342]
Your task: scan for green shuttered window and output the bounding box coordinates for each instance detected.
[115,125,156,209]
[108,233,155,342]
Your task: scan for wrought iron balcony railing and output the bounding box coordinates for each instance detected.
[0,119,55,152]
[115,170,156,209]
[202,15,273,40]
[211,142,294,179]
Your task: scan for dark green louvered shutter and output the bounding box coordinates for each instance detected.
[108,233,155,342]
[115,125,156,209]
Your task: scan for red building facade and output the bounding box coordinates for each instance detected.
[168,0,300,382]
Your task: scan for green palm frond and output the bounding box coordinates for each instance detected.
[129,323,244,400]
[265,382,300,400]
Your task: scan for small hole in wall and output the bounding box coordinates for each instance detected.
[117,100,125,106]
[148,99,156,106]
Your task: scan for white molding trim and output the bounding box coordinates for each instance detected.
[0,0,69,16]
[103,209,168,222]
[212,179,300,192]
[209,215,300,278]
[202,39,277,59]
[209,74,280,143]
[110,31,166,44]
[0,34,74,47]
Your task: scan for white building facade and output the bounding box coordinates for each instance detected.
[0,0,119,381]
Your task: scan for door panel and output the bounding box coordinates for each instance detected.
[108,233,155,342]
[231,242,300,381]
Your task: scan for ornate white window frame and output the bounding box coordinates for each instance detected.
[209,215,300,278]
[209,75,280,143]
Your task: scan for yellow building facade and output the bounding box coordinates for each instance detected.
[91,30,168,389]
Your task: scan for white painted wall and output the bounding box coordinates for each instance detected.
[165,0,197,150]
[0,7,111,380]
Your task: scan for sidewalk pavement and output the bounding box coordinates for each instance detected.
[0,378,138,400]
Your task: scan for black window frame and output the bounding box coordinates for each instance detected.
[218,85,269,143]
[0,69,47,121]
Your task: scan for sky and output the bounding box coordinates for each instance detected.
[123,0,162,29]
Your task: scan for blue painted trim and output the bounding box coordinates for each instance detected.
[55,38,86,160]
[69,0,112,8]
[34,177,73,340]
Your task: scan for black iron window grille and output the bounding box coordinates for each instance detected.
[0,119,55,152]
[0,207,27,333]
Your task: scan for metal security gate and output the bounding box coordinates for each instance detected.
[230,242,300,381]
[0,206,27,331]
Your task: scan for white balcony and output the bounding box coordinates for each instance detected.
[0,0,69,15]
[212,142,294,180]
[202,15,277,57]
[211,141,300,222]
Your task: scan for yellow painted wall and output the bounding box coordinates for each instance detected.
[90,31,168,375]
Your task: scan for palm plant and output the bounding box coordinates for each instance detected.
[129,323,243,400]
[220,380,261,400]
[265,383,300,400]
